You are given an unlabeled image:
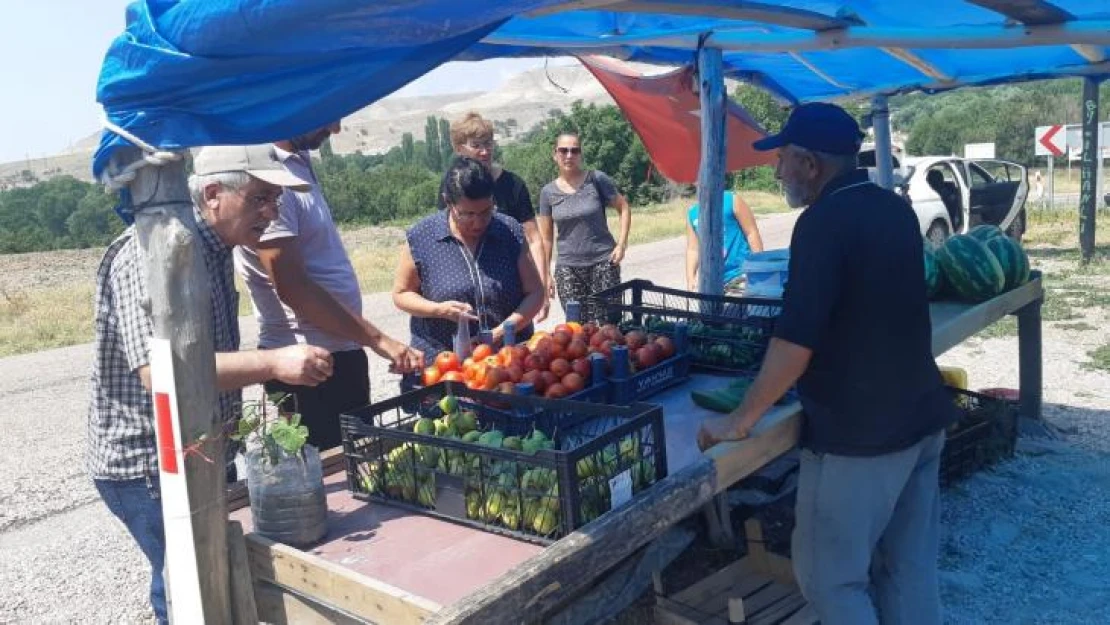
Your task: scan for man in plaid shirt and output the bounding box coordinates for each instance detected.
[87,144,336,624]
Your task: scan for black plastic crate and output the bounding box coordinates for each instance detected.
[340,381,667,545]
[940,387,1018,487]
[589,279,781,374]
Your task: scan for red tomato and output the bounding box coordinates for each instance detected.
[435,351,461,373]
[549,358,571,378]
[422,366,442,386]
[562,372,585,393]
[544,383,568,399]
[471,343,494,362]
[571,357,592,380]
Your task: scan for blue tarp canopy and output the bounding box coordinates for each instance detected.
[93,0,1110,178]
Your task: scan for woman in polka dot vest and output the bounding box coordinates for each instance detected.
[393,156,545,386]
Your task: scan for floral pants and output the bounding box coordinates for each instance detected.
[554,260,621,324]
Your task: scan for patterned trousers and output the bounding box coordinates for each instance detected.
[554,260,621,324]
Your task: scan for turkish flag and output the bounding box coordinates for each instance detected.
[579,55,774,184]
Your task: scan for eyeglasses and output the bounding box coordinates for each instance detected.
[234,188,284,211]
[450,205,495,223]
[464,140,495,151]
[556,147,582,155]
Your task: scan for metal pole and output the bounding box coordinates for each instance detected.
[696,45,726,297]
[1079,77,1101,262]
[871,94,894,190]
[112,147,231,622]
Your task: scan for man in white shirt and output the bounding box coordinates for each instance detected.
[236,122,422,450]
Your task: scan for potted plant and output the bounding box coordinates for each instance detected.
[231,398,328,547]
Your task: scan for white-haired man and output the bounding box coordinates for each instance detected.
[87,144,335,624]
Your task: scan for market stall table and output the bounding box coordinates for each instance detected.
[234,274,1044,625]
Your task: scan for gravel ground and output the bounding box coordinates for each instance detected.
[2,215,1108,623]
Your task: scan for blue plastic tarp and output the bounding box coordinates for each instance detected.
[93,0,1110,179]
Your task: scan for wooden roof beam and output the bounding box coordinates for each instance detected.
[525,0,854,31]
[967,0,1107,64]
[881,47,955,83]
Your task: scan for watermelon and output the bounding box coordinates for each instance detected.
[923,246,942,299]
[984,236,1030,291]
[966,224,1005,245]
[936,235,1005,302]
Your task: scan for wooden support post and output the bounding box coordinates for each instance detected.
[871,94,894,189]
[1017,296,1044,421]
[117,146,231,621]
[228,522,260,625]
[1079,77,1101,263]
[696,44,727,297]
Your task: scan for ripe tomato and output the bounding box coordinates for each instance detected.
[565,339,588,360]
[471,343,494,362]
[654,336,675,358]
[421,366,442,386]
[624,330,647,351]
[565,321,584,336]
[636,346,659,368]
[544,383,568,399]
[561,372,585,393]
[521,369,545,394]
[552,330,572,347]
[435,351,461,373]
[507,363,524,383]
[571,357,592,379]
[440,371,465,382]
[549,358,571,378]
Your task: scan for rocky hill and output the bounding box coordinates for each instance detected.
[1,64,614,186]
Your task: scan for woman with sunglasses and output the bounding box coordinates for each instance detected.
[394,156,544,383]
[537,132,631,323]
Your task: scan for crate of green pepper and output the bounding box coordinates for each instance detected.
[340,381,667,545]
[588,279,781,374]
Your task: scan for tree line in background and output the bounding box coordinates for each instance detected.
[3,79,1108,253]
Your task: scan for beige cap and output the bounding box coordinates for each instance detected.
[192,144,311,192]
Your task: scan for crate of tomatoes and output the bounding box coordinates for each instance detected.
[419,327,610,403]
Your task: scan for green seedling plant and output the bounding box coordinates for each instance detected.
[231,395,310,466]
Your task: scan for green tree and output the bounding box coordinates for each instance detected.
[401,132,415,165]
[424,116,442,171]
[438,117,454,165]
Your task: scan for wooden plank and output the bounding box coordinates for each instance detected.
[1079,78,1101,262]
[778,603,820,625]
[655,595,725,625]
[547,527,695,625]
[706,407,802,491]
[748,593,807,625]
[227,522,259,625]
[929,275,1044,356]
[723,583,793,619]
[427,458,717,624]
[244,532,440,625]
[254,581,365,625]
[672,558,765,608]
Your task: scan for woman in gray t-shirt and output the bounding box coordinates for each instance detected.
[537,132,631,323]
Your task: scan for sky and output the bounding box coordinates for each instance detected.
[0,1,573,164]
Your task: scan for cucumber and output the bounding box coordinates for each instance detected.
[691,388,746,413]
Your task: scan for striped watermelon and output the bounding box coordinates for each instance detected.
[966,224,1005,244]
[936,235,1005,302]
[985,236,1030,291]
[923,246,942,299]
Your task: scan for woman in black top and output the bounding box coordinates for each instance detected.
[437,112,551,321]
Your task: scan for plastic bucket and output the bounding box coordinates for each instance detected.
[741,249,790,298]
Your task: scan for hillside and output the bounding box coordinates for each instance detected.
[0,64,614,187]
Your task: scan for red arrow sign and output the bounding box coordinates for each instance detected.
[1038,125,1065,156]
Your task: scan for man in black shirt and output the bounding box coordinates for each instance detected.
[698,103,958,625]
[437,112,550,321]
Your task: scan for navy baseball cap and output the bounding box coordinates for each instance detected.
[752,102,864,155]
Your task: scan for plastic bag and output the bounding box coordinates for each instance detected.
[245,445,327,547]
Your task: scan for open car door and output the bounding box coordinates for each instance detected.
[965,160,1028,234]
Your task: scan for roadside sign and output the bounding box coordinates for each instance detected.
[1035,125,1066,157]
[964,142,995,159]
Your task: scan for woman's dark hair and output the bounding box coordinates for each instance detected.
[441,156,494,206]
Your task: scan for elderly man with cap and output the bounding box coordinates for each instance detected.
[698,103,958,625]
[87,144,336,625]
[236,123,424,453]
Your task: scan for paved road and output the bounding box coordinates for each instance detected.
[0,210,798,622]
